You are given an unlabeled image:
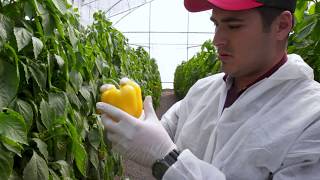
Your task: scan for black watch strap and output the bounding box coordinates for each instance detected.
[152,149,180,180]
[164,149,180,165]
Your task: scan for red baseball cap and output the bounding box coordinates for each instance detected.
[184,0,296,13]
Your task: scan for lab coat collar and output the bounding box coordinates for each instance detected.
[222,54,288,90]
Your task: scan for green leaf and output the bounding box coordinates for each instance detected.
[14,27,33,52]
[95,55,104,74]
[47,53,53,88]
[0,109,28,145]
[51,0,68,15]
[28,60,47,90]
[21,20,34,34]
[0,59,19,109]
[65,43,77,68]
[73,139,87,176]
[42,13,55,36]
[14,99,33,131]
[52,14,65,38]
[32,0,54,36]
[89,147,99,170]
[69,70,83,92]
[40,99,55,129]
[8,169,21,180]
[54,54,64,67]
[53,133,68,160]
[88,127,100,150]
[79,86,91,102]
[106,32,114,56]
[68,26,78,50]
[20,60,31,83]
[66,87,81,110]
[74,52,85,70]
[32,37,44,59]
[49,168,60,180]
[32,138,48,161]
[49,92,67,118]
[296,20,317,40]
[32,0,46,15]
[23,151,49,180]
[1,135,24,156]
[0,146,14,180]
[24,2,34,19]
[0,13,12,43]
[51,160,73,178]
[294,1,308,23]
[67,122,87,176]
[309,3,316,14]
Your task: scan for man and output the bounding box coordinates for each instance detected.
[97,0,320,179]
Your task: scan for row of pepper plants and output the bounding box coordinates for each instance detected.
[0,0,162,179]
[174,40,221,99]
[288,0,320,81]
[174,0,320,99]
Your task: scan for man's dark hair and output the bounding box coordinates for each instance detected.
[256,6,286,32]
[256,6,294,33]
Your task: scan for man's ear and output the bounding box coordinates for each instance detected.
[273,11,293,40]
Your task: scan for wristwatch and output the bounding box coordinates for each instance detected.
[152,149,180,180]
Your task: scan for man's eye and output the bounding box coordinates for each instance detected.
[229,25,242,29]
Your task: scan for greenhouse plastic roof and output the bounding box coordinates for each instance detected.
[73,0,152,25]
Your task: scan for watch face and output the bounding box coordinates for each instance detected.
[152,161,169,180]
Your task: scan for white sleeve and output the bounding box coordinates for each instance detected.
[162,118,320,180]
[273,119,320,180]
[273,161,320,180]
[160,101,181,140]
[163,149,226,180]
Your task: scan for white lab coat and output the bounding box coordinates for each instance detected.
[161,54,320,180]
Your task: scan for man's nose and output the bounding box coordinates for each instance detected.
[213,28,227,48]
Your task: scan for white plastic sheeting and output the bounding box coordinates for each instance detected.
[72,0,150,25]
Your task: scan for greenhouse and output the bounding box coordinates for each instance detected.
[1,0,320,179]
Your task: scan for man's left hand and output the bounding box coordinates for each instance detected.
[96,96,176,167]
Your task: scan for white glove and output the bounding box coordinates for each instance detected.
[96,96,177,167]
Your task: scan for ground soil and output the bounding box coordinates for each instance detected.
[121,89,178,180]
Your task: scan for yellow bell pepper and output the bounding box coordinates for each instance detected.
[100,78,143,118]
